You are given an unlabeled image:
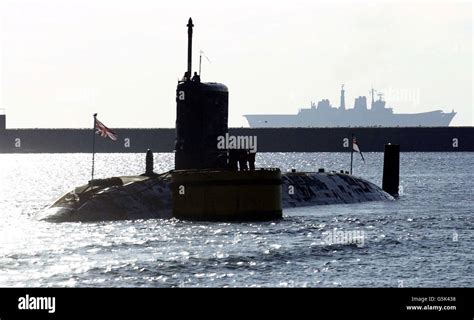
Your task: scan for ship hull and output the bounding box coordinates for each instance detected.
[244,110,456,128]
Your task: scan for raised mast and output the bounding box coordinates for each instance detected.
[339,84,346,110]
[186,18,194,78]
[370,88,375,108]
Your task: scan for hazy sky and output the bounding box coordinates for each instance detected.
[1,0,472,128]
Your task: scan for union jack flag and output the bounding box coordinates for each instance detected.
[95,118,118,141]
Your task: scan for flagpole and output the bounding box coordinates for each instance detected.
[350,133,354,175]
[199,52,202,76]
[91,113,97,191]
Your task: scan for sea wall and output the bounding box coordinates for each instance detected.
[1,127,472,153]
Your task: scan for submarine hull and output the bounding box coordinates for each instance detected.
[40,171,392,223]
[283,172,393,206]
[39,173,173,222]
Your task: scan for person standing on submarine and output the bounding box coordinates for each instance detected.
[192,72,200,82]
[238,150,248,171]
[248,150,256,170]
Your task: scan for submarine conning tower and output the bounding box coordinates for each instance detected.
[175,18,229,170]
[172,18,282,221]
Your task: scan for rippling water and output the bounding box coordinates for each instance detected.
[0,152,472,287]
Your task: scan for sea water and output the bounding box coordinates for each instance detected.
[0,152,472,287]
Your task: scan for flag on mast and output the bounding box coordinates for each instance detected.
[90,115,117,191]
[199,50,211,63]
[95,118,118,141]
[352,136,365,162]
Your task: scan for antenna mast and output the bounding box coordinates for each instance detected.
[199,51,202,76]
[340,84,346,110]
[186,18,194,77]
[370,88,375,108]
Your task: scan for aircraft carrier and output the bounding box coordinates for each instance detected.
[244,85,456,127]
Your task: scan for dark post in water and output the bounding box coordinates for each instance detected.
[382,144,400,197]
[145,149,154,176]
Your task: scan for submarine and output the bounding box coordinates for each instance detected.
[39,18,397,223]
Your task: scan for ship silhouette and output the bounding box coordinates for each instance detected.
[244,85,456,127]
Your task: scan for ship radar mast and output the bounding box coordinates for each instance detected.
[370,88,375,108]
[339,84,346,110]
